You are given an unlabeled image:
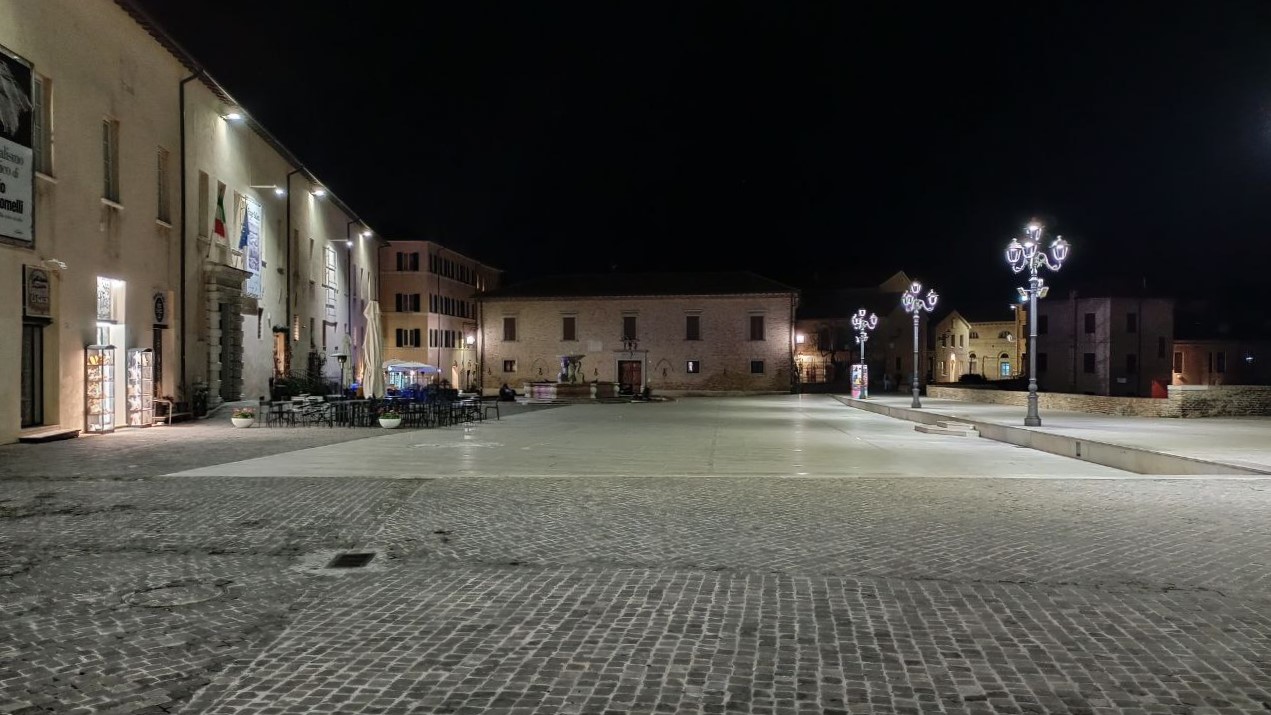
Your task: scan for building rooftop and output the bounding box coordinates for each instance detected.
[478,271,799,300]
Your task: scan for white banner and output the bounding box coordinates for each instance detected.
[0,46,34,244]
[241,195,263,298]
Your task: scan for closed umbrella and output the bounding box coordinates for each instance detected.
[362,300,384,398]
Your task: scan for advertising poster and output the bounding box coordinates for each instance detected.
[851,363,868,399]
[0,46,34,244]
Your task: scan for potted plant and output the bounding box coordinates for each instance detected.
[231,407,255,428]
[378,409,402,429]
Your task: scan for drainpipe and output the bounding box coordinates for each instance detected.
[284,168,301,372]
[346,219,359,338]
[178,71,203,396]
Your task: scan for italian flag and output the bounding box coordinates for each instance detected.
[213,184,227,241]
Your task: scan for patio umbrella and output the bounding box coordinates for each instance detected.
[382,360,440,374]
[362,300,384,397]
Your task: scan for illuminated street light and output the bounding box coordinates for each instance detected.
[851,308,879,398]
[900,281,938,408]
[1005,221,1070,426]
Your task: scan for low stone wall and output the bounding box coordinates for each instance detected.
[928,384,1271,418]
[1168,385,1271,417]
[927,386,1174,417]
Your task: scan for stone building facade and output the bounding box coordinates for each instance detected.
[478,272,799,396]
[1034,293,1173,397]
[0,0,376,443]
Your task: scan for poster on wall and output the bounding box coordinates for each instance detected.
[23,265,50,318]
[0,45,35,245]
[239,195,263,298]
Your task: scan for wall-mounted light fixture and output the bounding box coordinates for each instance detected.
[250,184,286,197]
[221,109,245,122]
[311,187,327,198]
[42,258,68,271]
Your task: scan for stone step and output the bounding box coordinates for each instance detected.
[18,426,81,443]
[936,420,977,431]
[914,423,976,437]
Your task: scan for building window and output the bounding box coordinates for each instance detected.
[1037,352,1047,373]
[394,293,420,312]
[503,317,517,341]
[1038,315,1048,335]
[622,316,637,341]
[503,359,517,372]
[938,360,946,375]
[1126,353,1138,374]
[102,119,120,202]
[939,335,947,348]
[685,315,701,341]
[749,315,765,341]
[1084,313,1096,334]
[1126,313,1138,333]
[1217,352,1226,374]
[687,360,700,374]
[895,357,901,371]
[750,360,765,374]
[395,328,421,348]
[968,353,978,374]
[33,74,52,175]
[396,252,420,271]
[999,353,1011,377]
[1083,352,1096,373]
[969,331,979,339]
[1173,351,1183,373]
[959,335,964,348]
[562,316,576,341]
[156,147,171,223]
[1158,336,1166,359]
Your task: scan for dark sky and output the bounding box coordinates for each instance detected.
[131,0,1271,307]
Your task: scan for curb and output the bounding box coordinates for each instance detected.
[835,396,1270,476]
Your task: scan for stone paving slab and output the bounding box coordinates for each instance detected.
[860,395,1271,474]
[164,397,1130,479]
[182,564,1271,715]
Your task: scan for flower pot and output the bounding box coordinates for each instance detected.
[378,417,402,429]
[231,417,254,428]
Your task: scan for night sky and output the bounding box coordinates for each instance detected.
[130,0,1271,307]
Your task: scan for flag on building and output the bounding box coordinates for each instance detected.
[213,184,227,242]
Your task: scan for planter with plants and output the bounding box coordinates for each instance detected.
[378,409,402,429]
[231,407,256,428]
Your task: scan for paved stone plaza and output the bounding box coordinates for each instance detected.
[2,395,1270,714]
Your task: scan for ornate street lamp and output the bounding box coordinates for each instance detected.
[1005,221,1070,426]
[851,308,879,398]
[900,282,938,408]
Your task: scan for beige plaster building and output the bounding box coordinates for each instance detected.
[0,0,377,443]
[378,241,501,392]
[478,272,799,396]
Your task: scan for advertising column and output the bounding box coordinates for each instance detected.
[0,45,34,246]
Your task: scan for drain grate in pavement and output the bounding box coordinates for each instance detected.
[327,552,376,569]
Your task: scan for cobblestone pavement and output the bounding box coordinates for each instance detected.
[2,396,1270,714]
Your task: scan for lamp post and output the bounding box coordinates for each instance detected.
[851,308,879,398]
[900,282,938,408]
[1005,221,1070,426]
[333,352,348,391]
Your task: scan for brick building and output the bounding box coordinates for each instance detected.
[477,272,799,396]
[794,271,924,392]
[1034,291,1173,397]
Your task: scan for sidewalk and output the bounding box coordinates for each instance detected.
[838,393,1271,475]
